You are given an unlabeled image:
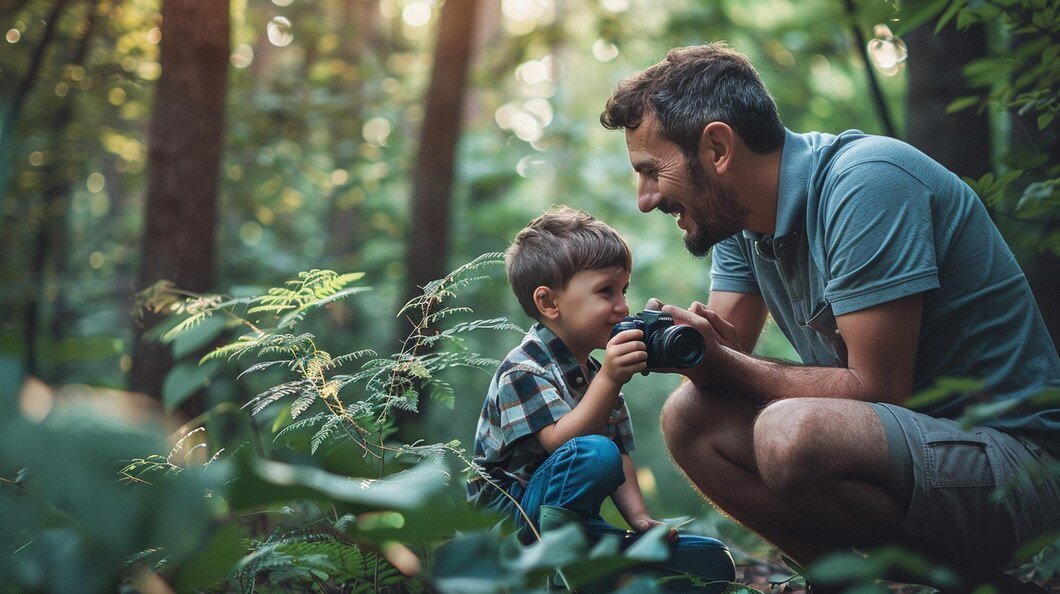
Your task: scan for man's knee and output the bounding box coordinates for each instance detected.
[753,399,829,497]
[660,382,711,453]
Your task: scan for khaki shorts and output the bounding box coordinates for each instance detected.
[870,402,1060,565]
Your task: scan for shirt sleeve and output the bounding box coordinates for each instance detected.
[610,394,636,453]
[821,160,941,316]
[496,366,572,444]
[710,234,760,294]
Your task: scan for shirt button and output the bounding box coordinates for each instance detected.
[574,376,585,385]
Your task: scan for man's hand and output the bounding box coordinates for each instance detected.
[644,298,734,385]
[601,329,648,385]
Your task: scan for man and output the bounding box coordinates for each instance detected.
[600,43,1060,589]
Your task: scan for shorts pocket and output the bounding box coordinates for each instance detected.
[923,431,1002,489]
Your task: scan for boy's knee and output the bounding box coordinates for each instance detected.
[555,435,623,481]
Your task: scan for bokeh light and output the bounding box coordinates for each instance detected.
[868,24,907,76]
[267,16,294,47]
[592,39,620,62]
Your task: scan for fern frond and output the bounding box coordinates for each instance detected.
[273,412,330,442]
[423,306,473,326]
[199,332,265,364]
[161,310,212,343]
[427,380,455,409]
[290,391,316,419]
[311,415,344,454]
[237,359,295,380]
[245,380,310,415]
[323,349,377,370]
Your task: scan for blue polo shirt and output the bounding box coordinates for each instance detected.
[710,129,1060,455]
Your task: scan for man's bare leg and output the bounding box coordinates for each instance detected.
[660,382,911,567]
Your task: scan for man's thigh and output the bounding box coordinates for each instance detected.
[872,402,1060,565]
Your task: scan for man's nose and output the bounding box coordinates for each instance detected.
[637,178,660,213]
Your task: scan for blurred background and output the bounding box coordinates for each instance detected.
[1,0,1057,586]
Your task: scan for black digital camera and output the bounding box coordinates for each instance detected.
[610,309,705,371]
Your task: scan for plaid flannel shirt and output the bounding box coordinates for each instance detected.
[466,323,635,510]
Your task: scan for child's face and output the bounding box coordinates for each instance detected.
[550,266,632,356]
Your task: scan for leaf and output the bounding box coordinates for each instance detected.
[905,376,985,409]
[222,455,450,512]
[290,391,316,419]
[893,0,951,36]
[933,0,967,33]
[172,523,243,591]
[171,314,230,359]
[945,95,980,114]
[1039,112,1055,130]
[162,360,223,412]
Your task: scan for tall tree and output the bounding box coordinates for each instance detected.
[24,0,101,380]
[129,0,230,412]
[905,25,991,178]
[403,0,480,309]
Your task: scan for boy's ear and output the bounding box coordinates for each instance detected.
[533,286,560,320]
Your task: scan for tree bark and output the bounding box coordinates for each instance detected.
[403,0,479,312]
[25,0,100,381]
[904,25,991,178]
[398,0,479,433]
[129,0,229,411]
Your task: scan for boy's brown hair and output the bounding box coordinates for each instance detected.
[506,206,632,320]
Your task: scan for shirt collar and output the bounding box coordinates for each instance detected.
[741,129,813,257]
[530,323,597,391]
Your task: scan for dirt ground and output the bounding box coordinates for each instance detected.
[731,551,1059,593]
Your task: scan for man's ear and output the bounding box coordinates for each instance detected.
[700,121,736,176]
[533,286,560,320]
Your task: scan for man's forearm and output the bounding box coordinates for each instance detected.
[700,345,872,404]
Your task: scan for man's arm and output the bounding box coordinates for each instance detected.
[665,292,923,405]
[704,291,768,353]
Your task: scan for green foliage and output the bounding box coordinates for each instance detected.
[899,0,1060,251]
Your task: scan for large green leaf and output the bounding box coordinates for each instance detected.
[220,453,450,512]
[162,359,223,411]
[171,313,230,359]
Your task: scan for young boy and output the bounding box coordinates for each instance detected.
[467,206,734,588]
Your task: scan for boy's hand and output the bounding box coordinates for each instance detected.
[631,516,679,541]
[601,329,648,385]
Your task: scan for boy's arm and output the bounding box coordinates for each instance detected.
[536,330,646,453]
[611,454,654,531]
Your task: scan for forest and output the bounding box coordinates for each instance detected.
[0,0,1058,592]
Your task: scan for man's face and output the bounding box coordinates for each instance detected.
[624,115,747,256]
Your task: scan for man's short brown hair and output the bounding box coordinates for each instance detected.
[506,206,632,320]
[600,42,784,156]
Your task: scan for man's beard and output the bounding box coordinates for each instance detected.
[682,154,748,257]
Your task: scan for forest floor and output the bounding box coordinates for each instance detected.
[733,549,1059,593]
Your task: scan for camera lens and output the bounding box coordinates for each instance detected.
[658,326,704,368]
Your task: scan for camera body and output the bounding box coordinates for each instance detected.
[610,309,705,371]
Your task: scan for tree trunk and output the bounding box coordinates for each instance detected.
[399,0,479,432]
[25,0,100,381]
[129,0,229,413]
[904,25,991,178]
[403,0,479,309]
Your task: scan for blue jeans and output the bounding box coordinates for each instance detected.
[509,435,736,590]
